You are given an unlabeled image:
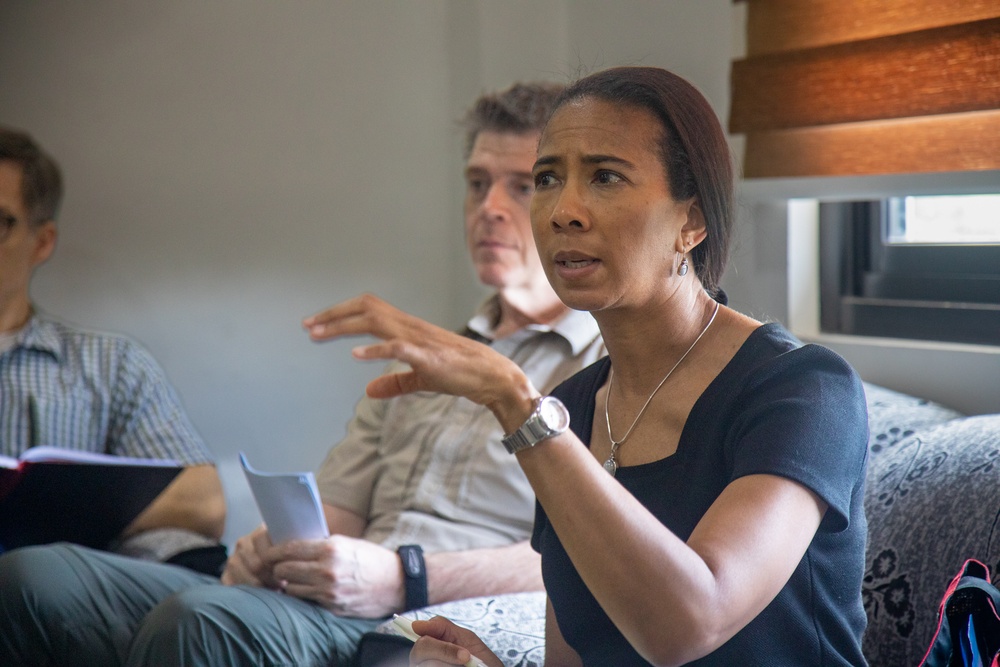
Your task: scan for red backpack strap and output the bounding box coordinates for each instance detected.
[919,559,991,666]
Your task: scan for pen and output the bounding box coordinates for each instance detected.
[391,614,489,667]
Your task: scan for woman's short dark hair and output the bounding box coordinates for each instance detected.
[462,82,566,157]
[0,126,63,226]
[551,67,734,297]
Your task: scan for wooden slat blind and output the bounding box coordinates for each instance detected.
[744,0,1000,55]
[730,0,1000,178]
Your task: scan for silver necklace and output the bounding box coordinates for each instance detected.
[603,300,720,476]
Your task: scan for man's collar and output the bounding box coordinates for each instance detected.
[12,311,62,359]
[466,294,601,355]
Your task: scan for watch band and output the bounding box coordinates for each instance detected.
[501,395,570,454]
[397,544,428,611]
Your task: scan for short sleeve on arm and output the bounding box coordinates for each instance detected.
[315,392,387,518]
[727,343,868,533]
[107,338,213,465]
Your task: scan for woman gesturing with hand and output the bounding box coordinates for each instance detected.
[326,67,869,667]
[304,293,540,430]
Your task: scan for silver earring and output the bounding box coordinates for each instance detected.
[678,257,689,277]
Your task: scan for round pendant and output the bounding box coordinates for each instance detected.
[603,457,617,476]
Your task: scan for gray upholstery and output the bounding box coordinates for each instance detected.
[864,383,963,458]
[862,414,1000,667]
[381,383,993,667]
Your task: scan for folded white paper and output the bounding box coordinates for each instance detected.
[239,452,330,544]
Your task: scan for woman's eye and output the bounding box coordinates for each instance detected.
[534,173,556,188]
[595,171,623,185]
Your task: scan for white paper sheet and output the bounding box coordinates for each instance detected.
[239,452,330,544]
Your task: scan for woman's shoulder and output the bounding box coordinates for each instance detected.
[708,321,866,423]
[731,322,859,383]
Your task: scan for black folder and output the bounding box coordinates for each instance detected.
[0,447,182,551]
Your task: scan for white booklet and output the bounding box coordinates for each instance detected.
[239,452,330,544]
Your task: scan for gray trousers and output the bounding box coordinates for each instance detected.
[0,543,381,667]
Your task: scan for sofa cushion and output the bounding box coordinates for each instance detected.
[377,591,547,667]
[862,414,1000,667]
[863,382,963,458]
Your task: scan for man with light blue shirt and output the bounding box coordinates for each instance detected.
[0,126,226,560]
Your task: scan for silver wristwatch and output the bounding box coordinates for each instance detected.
[501,396,570,454]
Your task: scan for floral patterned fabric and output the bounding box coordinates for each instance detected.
[377,591,547,667]
[379,383,990,667]
[864,383,963,458]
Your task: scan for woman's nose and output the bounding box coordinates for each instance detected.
[550,184,590,231]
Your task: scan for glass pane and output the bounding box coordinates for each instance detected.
[886,195,1000,244]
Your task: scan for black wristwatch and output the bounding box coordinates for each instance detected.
[397,544,428,611]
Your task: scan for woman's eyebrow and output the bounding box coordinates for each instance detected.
[533,155,559,170]
[581,154,635,169]
[533,154,635,170]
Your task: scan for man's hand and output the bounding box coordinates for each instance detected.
[266,534,405,618]
[221,524,281,589]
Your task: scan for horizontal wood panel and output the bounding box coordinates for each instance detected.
[745,0,1000,55]
[742,109,1000,178]
[730,17,1000,133]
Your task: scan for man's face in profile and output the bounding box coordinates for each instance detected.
[0,161,52,311]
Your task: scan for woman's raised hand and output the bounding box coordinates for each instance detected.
[303,294,536,419]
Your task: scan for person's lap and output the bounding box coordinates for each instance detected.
[0,543,380,667]
[128,580,380,666]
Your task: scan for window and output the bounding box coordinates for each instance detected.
[819,195,1000,346]
[888,195,1000,244]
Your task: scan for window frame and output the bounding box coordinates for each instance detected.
[818,200,1000,346]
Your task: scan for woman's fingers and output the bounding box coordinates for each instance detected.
[365,369,418,399]
[409,635,474,666]
[303,293,535,417]
[409,618,502,667]
[304,294,422,343]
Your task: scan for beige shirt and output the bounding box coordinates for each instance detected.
[315,297,605,552]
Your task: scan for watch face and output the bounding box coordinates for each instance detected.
[540,396,570,432]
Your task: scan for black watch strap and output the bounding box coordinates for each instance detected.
[397,544,428,611]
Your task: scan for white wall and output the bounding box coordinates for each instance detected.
[0,0,736,543]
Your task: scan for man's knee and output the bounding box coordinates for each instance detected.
[128,586,356,667]
[0,544,125,666]
[0,544,85,612]
[134,585,240,639]
[128,586,260,665]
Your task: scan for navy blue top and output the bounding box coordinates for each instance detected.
[531,323,869,666]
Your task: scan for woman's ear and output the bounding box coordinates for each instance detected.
[679,199,707,251]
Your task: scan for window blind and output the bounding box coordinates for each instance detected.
[729,0,1000,178]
